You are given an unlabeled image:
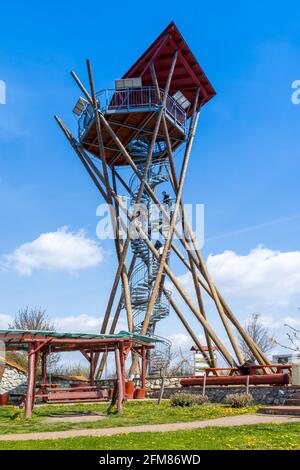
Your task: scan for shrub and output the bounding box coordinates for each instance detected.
[225,393,253,408]
[170,393,208,407]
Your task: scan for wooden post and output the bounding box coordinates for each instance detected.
[95,256,137,378]
[170,241,268,365]
[246,374,250,394]
[114,346,123,414]
[165,287,211,364]
[86,59,133,335]
[157,367,165,405]
[25,343,37,419]
[187,253,216,367]
[41,351,47,388]
[119,342,126,400]
[202,373,207,397]
[150,60,244,364]
[95,52,178,338]
[89,351,95,387]
[141,346,147,390]
[41,350,48,401]
[129,93,201,375]
[158,100,244,364]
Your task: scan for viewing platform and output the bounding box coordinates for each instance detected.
[77,86,187,166]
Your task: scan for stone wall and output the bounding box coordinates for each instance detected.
[96,376,182,390]
[2,369,300,406]
[0,366,27,395]
[96,376,300,406]
[147,384,300,405]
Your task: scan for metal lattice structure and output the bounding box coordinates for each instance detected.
[55,22,272,379]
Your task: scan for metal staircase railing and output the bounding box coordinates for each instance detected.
[128,141,172,375]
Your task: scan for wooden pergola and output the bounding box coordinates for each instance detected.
[0,329,155,418]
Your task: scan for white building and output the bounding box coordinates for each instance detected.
[272,353,300,364]
[191,346,218,376]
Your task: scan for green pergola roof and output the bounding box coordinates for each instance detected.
[0,329,159,343]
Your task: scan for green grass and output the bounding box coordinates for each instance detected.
[0,401,258,435]
[1,422,300,450]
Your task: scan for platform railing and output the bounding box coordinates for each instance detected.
[78,87,186,138]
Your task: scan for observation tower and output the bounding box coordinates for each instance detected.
[56,22,271,379]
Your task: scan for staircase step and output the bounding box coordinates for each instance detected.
[285,399,300,406]
[259,406,300,416]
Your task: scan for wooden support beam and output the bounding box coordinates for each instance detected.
[114,347,123,414]
[95,255,137,379]
[25,343,36,419]
[129,89,201,375]
[41,352,47,388]
[150,63,243,364]
[141,346,147,390]
[150,64,217,367]
[56,119,237,367]
[89,351,95,386]
[170,242,269,365]
[86,59,133,333]
[120,342,126,400]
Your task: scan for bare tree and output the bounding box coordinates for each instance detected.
[167,347,194,376]
[282,325,300,351]
[9,307,55,331]
[239,313,276,361]
[275,312,300,352]
[9,307,60,371]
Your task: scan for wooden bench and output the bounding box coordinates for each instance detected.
[47,388,109,403]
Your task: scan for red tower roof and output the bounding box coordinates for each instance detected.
[123,21,216,116]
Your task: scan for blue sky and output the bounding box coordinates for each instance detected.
[0,1,300,363]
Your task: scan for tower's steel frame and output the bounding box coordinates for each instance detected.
[55,23,270,378]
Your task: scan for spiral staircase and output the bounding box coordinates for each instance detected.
[127,137,172,375]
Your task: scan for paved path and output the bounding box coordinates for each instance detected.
[1,414,300,441]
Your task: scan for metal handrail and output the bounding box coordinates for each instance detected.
[78,87,186,138]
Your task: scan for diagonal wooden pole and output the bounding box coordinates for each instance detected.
[70,68,210,268]
[57,113,265,366]
[96,255,137,379]
[74,53,178,341]
[170,242,269,364]
[149,64,216,366]
[163,119,244,361]
[148,62,244,364]
[164,287,212,364]
[97,50,178,307]
[86,59,133,332]
[129,92,201,374]
[55,117,237,366]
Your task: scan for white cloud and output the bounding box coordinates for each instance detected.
[0,314,12,329]
[1,227,104,276]
[178,246,300,308]
[168,332,205,350]
[54,314,102,333]
[0,312,105,335]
